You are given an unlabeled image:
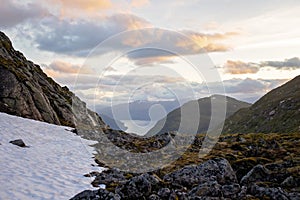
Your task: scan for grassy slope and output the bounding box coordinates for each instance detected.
[223,75,300,133]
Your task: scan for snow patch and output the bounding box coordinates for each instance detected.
[0,112,104,199]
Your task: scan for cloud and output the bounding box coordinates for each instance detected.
[223,78,288,94]
[32,14,152,56]
[120,29,237,65]
[43,0,112,18]
[27,17,236,64]
[50,0,112,11]
[43,60,94,76]
[0,1,48,28]
[130,0,149,8]
[182,31,237,52]
[105,66,117,71]
[224,60,259,74]
[261,57,300,69]
[49,67,289,106]
[224,57,300,74]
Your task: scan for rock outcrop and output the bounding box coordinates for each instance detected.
[72,157,300,199]
[73,132,300,200]
[0,31,105,129]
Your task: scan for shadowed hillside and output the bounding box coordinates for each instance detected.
[223,76,300,133]
[147,95,251,136]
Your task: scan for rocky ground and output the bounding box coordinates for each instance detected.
[71,131,300,200]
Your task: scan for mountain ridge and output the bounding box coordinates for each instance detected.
[0,31,105,129]
[222,75,300,133]
[146,95,251,136]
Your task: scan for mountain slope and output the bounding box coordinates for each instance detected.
[0,31,105,128]
[222,75,300,133]
[147,95,251,135]
[100,113,127,130]
[96,100,181,121]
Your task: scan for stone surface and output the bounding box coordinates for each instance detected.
[9,139,27,147]
[240,164,270,186]
[71,156,300,200]
[115,173,160,199]
[0,31,106,130]
[163,158,237,189]
[248,184,291,200]
[70,189,121,200]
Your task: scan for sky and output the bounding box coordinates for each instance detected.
[1,0,300,108]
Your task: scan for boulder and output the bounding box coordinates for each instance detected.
[115,173,160,199]
[240,164,270,186]
[163,158,237,189]
[70,189,120,200]
[91,168,128,187]
[9,139,27,147]
[188,181,222,197]
[248,184,291,200]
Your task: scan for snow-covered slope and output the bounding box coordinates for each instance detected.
[0,112,104,199]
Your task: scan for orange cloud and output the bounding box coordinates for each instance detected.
[120,29,239,66]
[109,14,152,31]
[130,0,149,8]
[47,0,112,18]
[177,31,238,53]
[224,60,259,74]
[133,56,176,66]
[43,61,94,76]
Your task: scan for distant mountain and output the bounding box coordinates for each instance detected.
[96,100,182,121]
[222,76,300,133]
[146,95,251,136]
[100,114,127,130]
[0,31,105,129]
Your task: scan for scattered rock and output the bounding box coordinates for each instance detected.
[248,184,290,200]
[71,156,300,200]
[9,139,27,147]
[221,184,240,197]
[115,173,160,199]
[70,189,120,200]
[281,176,299,188]
[188,181,222,197]
[240,164,270,186]
[269,110,276,116]
[91,168,128,187]
[157,187,171,198]
[163,158,237,189]
[83,171,101,178]
[148,194,160,200]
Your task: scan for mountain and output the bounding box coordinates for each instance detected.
[0,31,105,129]
[96,100,181,121]
[222,75,300,133]
[146,95,251,136]
[100,114,127,130]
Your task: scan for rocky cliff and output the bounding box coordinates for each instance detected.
[0,31,105,129]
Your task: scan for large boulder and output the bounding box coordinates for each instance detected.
[115,173,160,199]
[70,189,120,200]
[240,164,270,186]
[163,158,238,189]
